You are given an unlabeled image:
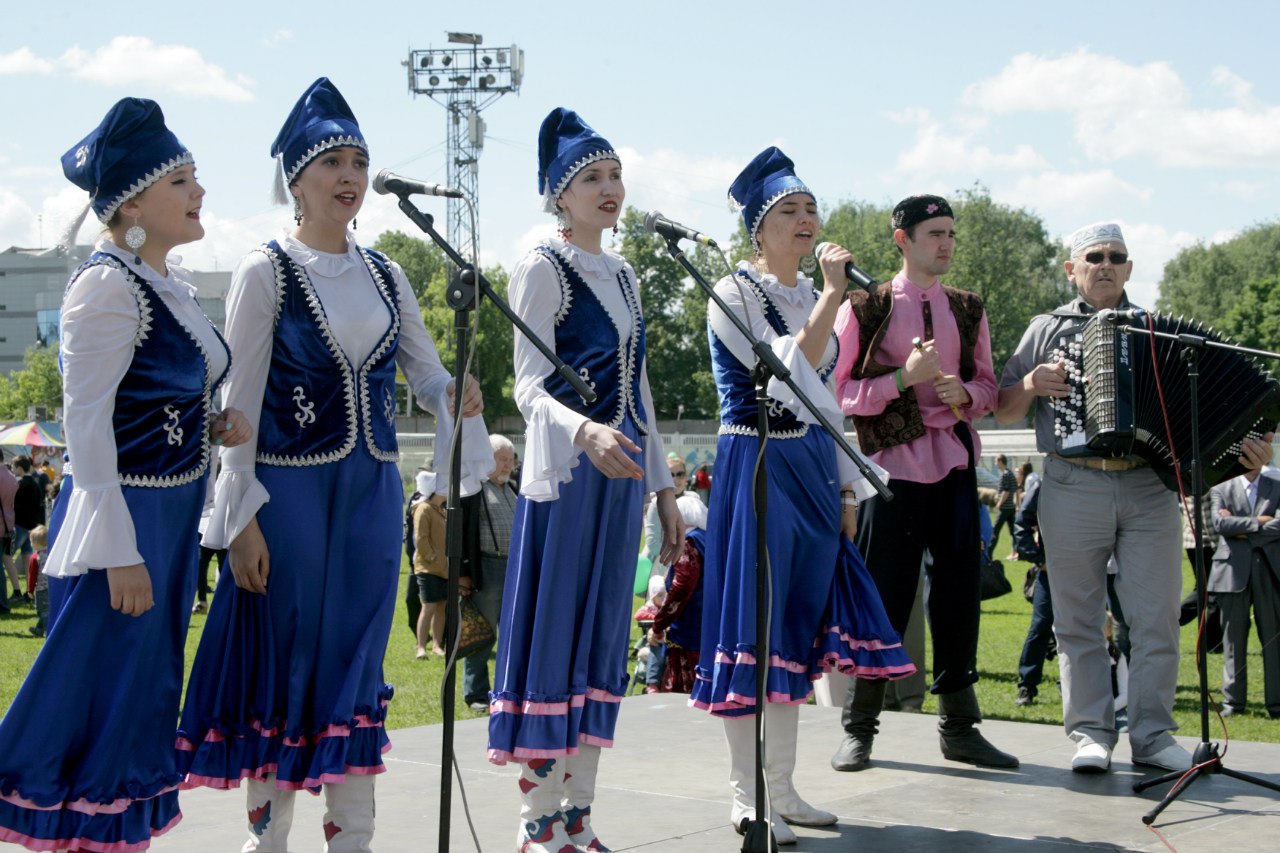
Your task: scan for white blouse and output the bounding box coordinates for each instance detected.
[45,241,229,577]
[202,229,491,549]
[510,238,674,502]
[707,261,887,499]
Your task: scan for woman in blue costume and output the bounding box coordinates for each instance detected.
[488,108,684,853]
[0,98,249,852]
[692,147,914,844]
[176,78,487,853]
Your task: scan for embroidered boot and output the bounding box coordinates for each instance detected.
[563,744,609,851]
[321,775,376,852]
[764,703,837,826]
[242,775,297,853]
[724,715,796,845]
[517,757,575,853]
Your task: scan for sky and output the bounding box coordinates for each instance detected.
[3,1,1279,309]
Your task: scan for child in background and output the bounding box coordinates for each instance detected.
[635,575,668,693]
[26,525,48,637]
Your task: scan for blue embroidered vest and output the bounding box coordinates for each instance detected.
[709,269,837,436]
[255,241,401,466]
[67,252,229,487]
[536,244,648,433]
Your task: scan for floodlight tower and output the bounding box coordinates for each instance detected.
[404,32,524,257]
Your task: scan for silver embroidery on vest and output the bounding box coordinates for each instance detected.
[162,405,184,446]
[293,386,317,427]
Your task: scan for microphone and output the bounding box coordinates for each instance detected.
[643,210,718,247]
[1098,308,1148,324]
[814,242,877,290]
[372,169,465,199]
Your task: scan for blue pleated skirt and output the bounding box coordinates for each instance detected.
[691,429,914,717]
[487,418,645,765]
[0,474,203,852]
[176,446,400,792]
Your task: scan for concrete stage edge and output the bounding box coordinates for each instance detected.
[156,695,1279,852]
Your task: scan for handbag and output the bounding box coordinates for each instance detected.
[454,595,496,658]
[1023,565,1042,603]
[979,557,1012,601]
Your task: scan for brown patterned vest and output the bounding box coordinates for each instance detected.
[846,282,985,454]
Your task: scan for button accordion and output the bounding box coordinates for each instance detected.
[1050,311,1280,492]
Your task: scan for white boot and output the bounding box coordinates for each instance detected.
[322,775,376,852]
[563,745,609,852]
[765,703,838,826]
[242,775,297,853]
[723,715,796,845]
[516,757,575,853]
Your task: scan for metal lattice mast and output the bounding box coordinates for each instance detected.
[405,32,524,256]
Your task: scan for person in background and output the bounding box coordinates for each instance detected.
[26,524,49,637]
[649,492,710,694]
[991,454,1017,557]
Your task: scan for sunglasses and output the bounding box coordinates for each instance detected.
[672,471,688,477]
[1083,251,1128,265]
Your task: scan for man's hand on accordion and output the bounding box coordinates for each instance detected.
[1025,359,1070,398]
[1240,432,1276,472]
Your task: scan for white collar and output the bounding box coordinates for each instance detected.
[736,260,815,307]
[279,228,361,278]
[98,239,197,301]
[549,236,625,278]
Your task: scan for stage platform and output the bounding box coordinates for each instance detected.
[155,694,1278,852]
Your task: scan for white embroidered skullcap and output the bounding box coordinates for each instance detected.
[1070,222,1126,256]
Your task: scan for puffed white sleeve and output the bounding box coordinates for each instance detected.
[43,266,145,577]
[390,261,492,497]
[706,274,842,427]
[510,251,592,502]
[200,251,277,549]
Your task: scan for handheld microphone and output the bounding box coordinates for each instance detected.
[643,210,718,247]
[373,169,465,199]
[814,242,877,290]
[1098,308,1148,324]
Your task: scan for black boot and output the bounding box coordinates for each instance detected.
[938,685,1019,768]
[831,678,886,772]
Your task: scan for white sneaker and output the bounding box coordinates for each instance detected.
[1071,741,1112,773]
[1133,743,1193,772]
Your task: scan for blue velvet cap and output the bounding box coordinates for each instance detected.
[728,147,812,250]
[537,108,618,214]
[61,98,193,223]
[271,77,367,187]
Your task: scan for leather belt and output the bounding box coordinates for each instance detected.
[1049,452,1147,472]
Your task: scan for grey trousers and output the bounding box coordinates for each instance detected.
[1039,456,1181,754]
[1217,551,1280,715]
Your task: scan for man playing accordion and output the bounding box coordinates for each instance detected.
[996,222,1275,775]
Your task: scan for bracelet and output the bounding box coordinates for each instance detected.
[842,497,859,507]
[895,368,907,393]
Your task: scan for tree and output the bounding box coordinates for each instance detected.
[617,207,719,419]
[1219,274,1280,355]
[1157,222,1280,329]
[0,345,62,421]
[371,231,518,420]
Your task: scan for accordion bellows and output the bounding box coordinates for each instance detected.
[1053,312,1280,492]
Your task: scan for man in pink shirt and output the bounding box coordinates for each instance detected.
[829,195,1017,772]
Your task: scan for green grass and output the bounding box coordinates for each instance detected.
[0,549,1276,745]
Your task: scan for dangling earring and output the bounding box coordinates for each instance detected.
[125,215,147,265]
[556,209,572,241]
[352,217,358,231]
[612,224,619,237]
[292,196,303,225]
[799,253,817,275]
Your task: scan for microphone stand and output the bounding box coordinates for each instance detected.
[660,237,890,852]
[1112,320,1280,824]
[387,196,595,853]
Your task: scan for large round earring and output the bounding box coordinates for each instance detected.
[799,253,817,275]
[124,216,147,265]
[293,196,303,225]
[556,209,572,241]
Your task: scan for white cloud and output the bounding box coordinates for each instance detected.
[1001,169,1151,215]
[1208,179,1263,199]
[893,111,1049,180]
[0,38,253,102]
[964,50,1280,169]
[0,47,54,75]
[261,30,294,48]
